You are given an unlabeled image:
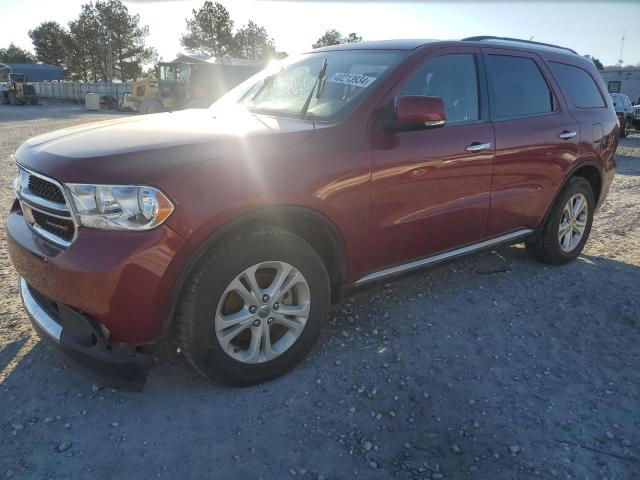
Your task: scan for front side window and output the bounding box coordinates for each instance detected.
[239,50,406,119]
[486,55,554,119]
[548,62,605,109]
[398,53,479,124]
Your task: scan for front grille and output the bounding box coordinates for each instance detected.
[31,210,75,242]
[28,175,66,204]
[16,167,76,246]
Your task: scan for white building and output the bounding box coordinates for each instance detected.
[600,68,640,105]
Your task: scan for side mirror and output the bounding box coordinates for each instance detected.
[386,96,447,133]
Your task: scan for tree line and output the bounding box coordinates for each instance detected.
[0,0,369,82]
[2,1,620,83]
[25,1,154,82]
[177,2,361,57]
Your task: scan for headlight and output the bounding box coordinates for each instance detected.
[65,183,174,231]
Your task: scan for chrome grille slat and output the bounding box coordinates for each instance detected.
[19,190,70,216]
[15,165,77,247]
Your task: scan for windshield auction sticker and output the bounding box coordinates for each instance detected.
[326,73,377,88]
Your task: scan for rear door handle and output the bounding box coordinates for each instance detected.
[558,130,577,140]
[465,142,492,152]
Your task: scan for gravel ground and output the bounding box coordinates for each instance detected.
[0,103,638,480]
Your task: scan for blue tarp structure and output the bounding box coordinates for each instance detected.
[0,63,64,81]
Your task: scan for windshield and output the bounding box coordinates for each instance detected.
[159,64,191,83]
[211,50,406,119]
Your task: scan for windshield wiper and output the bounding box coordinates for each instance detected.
[248,69,282,102]
[300,59,328,116]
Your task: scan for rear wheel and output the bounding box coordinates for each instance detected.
[176,228,330,386]
[620,118,629,138]
[526,176,595,265]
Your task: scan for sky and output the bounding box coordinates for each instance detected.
[0,0,638,67]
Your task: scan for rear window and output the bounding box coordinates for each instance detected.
[608,80,621,93]
[549,62,605,109]
[485,55,554,119]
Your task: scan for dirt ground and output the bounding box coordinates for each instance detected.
[0,103,638,480]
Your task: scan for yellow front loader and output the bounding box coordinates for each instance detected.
[121,59,265,114]
[2,73,40,105]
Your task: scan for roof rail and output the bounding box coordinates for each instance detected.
[462,36,577,55]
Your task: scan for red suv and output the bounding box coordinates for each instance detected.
[7,37,617,386]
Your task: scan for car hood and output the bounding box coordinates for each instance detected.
[14,108,315,183]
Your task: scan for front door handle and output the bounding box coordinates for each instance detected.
[558,130,577,140]
[465,142,492,152]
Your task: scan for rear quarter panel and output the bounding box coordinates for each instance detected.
[540,52,618,208]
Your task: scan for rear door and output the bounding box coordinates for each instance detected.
[367,46,495,273]
[481,48,580,237]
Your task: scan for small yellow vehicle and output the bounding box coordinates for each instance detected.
[2,73,40,105]
[121,58,266,114]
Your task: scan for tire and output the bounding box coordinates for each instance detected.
[176,228,330,386]
[526,176,595,265]
[620,118,629,138]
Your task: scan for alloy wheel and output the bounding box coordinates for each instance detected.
[214,261,310,363]
[558,193,588,253]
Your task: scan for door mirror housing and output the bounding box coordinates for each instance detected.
[386,96,447,133]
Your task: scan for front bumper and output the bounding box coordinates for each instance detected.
[6,201,186,345]
[20,277,149,388]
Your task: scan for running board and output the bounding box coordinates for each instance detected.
[354,229,533,286]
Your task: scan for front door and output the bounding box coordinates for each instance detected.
[367,47,495,274]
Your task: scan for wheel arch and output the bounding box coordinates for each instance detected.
[161,205,349,336]
[571,163,602,205]
[534,161,603,238]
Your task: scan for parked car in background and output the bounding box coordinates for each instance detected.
[7,36,618,387]
[610,92,634,137]
[632,102,640,130]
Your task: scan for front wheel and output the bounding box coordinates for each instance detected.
[176,228,330,386]
[526,176,595,265]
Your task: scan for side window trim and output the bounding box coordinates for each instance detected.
[547,60,607,110]
[481,48,562,122]
[388,48,489,127]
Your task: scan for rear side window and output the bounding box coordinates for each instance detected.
[548,62,605,109]
[485,55,554,119]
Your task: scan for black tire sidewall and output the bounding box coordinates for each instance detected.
[184,230,330,386]
[620,119,628,137]
[543,177,595,263]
